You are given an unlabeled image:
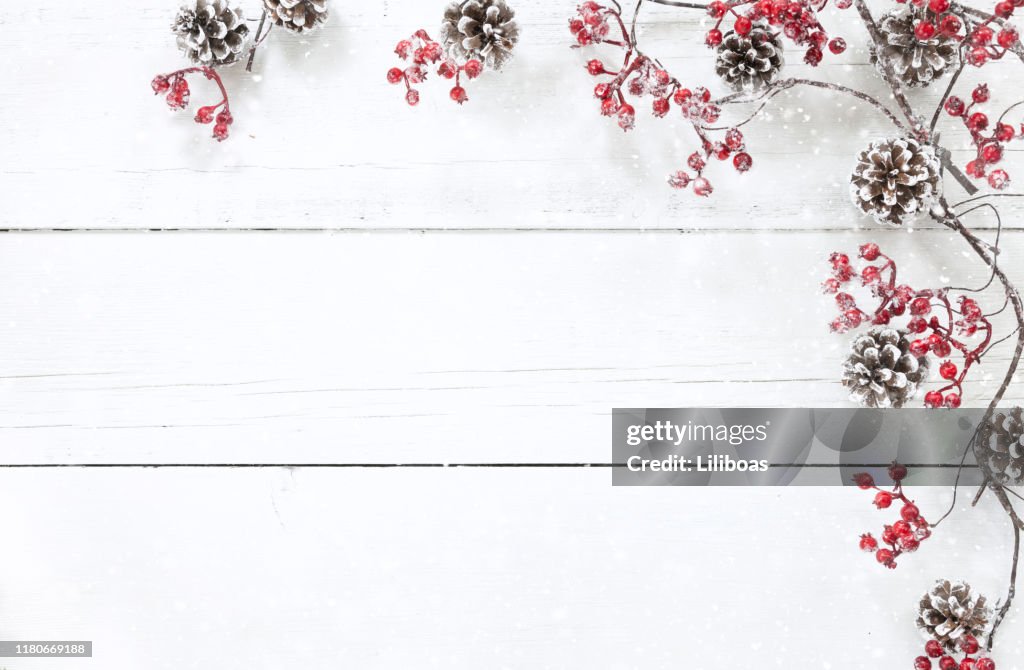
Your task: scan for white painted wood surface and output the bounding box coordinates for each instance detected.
[0,0,1022,667]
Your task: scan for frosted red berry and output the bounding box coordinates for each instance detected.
[915,657,933,670]
[874,491,894,509]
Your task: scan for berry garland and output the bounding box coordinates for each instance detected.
[564,0,1024,665]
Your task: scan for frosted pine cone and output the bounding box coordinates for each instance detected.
[440,0,520,70]
[263,0,328,33]
[843,328,929,408]
[872,7,958,88]
[173,0,250,66]
[976,407,1024,485]
[714,26,784,92]
[917,580,991,650]
[850,137,941,226]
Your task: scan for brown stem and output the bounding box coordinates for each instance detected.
[246,10,270,73]
[990,519,1020,651]
[645,0,708,8]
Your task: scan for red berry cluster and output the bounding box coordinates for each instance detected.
[151,67,235,142]
[944,84,1019,190]
[854,464,931,569]
[915,636,996,670]
[703,0,846,65]
[387,30,484,106]
[907,0,1020,67]
[570,2,752,195]
[824,244,994,408]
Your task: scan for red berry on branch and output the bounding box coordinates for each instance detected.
[450,85,468,104]
[944,393,962,408]
[464,59,483,79]
[859,244,881,261]
[968,45,989,65]
[668,171,691,189]
[975,659,996,670]
[617,104,636,130]
[708,1,728,17]
[910,297,932,315]
[973,84,990,103]
[960,659,976,670]
[194,106,216,124]
[982,144,1003,163]
[693,177,714,197]
[861,266,881,284]
[972,25,995,45]
[939,360,958,380]
[915,21,937,39]
[928,0,950,11]
[966,160,987,178]
[822,278,840,293]
[939,14,963,35]
[212,122,229,142]
[876,548,895,567]
[873,311,892,325]
[902,503,920,521]
[996,123,1016,141]
[652,98,670,117]
[989,169,1010,190]
[594,83,611,99]
[874,491,894,508]
[995,0,1015,16]
[405,89,420,106]
[804,46,823,65]
[586,59,605,75]
[735,15,753,35]
[859,534,878,551]
[706,29,724,46]
[828,37,847,54]
[852,472,875,489]
[889,461,909,482]
[600,97,619,116]
[999,27,1020,47]
[939,658,958,670]
[725,128,745,150]
[915,657,933,670]
[960,635,980,655]
[387,67,404,84]
[925,390,944,407]
[151,75,171,94]
[945,96,966,116]
[925,641,944,659]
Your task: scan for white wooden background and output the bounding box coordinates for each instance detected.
[1,0,1022,667]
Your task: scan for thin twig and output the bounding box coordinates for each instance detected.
[246,9,271,73]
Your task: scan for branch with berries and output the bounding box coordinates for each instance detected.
[386,1,520,107]
[150,0,330,142]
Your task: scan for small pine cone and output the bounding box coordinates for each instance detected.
[173,0,250,66]
[440,0,520,70]
[917,580,991,650]
[263,0,328,33]
[842,327,929,408]
[872,6,958,88]
[850,137,941,226]
[714,25,784,93]
[976,407,1024,485]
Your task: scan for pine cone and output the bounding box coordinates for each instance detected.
[173,0,250,67]
[917,580,991,650]
[872,6,958,88]
[440,0,520,70]
[714,25,784,93]
[842,327,929,408]
[263,0,328,33]
[976,407,1024,485]
[850,137,941,226]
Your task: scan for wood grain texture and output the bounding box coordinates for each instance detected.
[2,230,1022,463]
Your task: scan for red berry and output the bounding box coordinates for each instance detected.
[463,59,483,79]
[973,84,991,103]
[861,266,881,284]
[874,491,894,508]
[859,534,879,551]
[940,658,958,670]
[853,472,875,489]
[932,339,951,358]
[804,46,823,65]
[216,110,233,125]
[151,75,171,94]
[989,169,1010,190]
[915,21,937,39]
[693,177,713,197]
[173,78,189,94]
[925,391,944,408]
[735,15,753,35]
[968,45,989,65]
[996,0,1015,16]
[972,25,995,45]
[733,152,753,172]
[708,1,728,17]
[712,142,731,160]
[668,171,691,189]
[893,520,913,538]
[999,27,1020,47]
[860,243,881,261]
[890,461,909,482]
[876,548,895,567]
[706,29,724,46]
[569,18,585,34]
[966,160,986,178]
[600,96,619,116]
[617,104,636,131]
[945,96,966,116]
[873,311,892,325]
[828,37,847,54]
[652,98,670,117]
[910,339,930,357]
[982,144,1003,164]
[194,106,215,124]
[902,503,920,521]
[831,252,850,268]
[212,122,229,142]
[944,393,962,408]
[594,83,612,99]
[940,360,958,380]
[996,123,1016,141]
[967,111,990,131]
[910,297,932,315]
[961,659,976,670]
[725,128,745,150]
[915,657,933,670]
[822,278,840,294]
[929,0,950,11]
[939,14,963,36]
[976,659,996,670]
[959,635,980,655]
[386,67,404,84]
[405,89,420,106]
[586,59,605,75]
